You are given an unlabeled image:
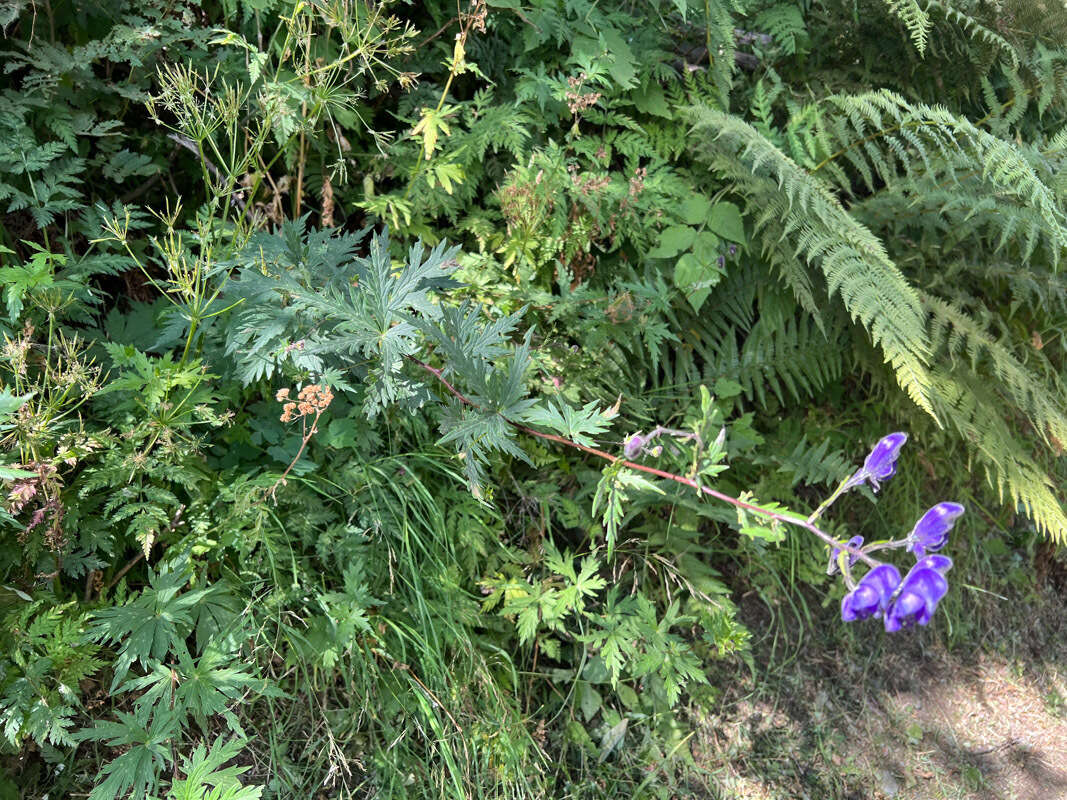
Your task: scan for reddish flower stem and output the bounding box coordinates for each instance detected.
[410,358,877,567]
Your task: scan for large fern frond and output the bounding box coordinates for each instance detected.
[687,106,935,414]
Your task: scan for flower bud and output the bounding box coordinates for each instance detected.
[623,434,644,459]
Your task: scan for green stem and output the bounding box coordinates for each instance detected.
[807,474,857,524]
[179,317,199,368]
[402,37,465,202]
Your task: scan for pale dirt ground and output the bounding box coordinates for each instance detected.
[688,584,1067,800]
[855,657,1067,800]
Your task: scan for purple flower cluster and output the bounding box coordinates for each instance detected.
[837,433,964,632]
[841,555,954,632]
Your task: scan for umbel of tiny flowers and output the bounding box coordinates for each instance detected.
[906,502,965,557]
[827,535,864,576]
[849,432,907,492]
[884,555,953,632]
[841,564,901,622]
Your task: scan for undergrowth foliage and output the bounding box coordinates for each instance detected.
[0,0,1066,798]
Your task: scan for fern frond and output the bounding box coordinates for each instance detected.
[923,293,1067,448]
[928,366,1067,542]
[884,0,932,54]
[687,106,936,414]
[754,4,807,56]
[809,92,1067,259]
[924,0,1020,68]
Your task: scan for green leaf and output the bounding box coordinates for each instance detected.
[86,559,209,692]
[616,683,639,710]
[0,388,31,422]
[707,202,745,243]
[578,683,602,722]
[597,718,628,763]
[691,231,720,263]
[0,466,35,480]
[739,524,786,543]
[592,464,664,556]
[647,225,696,259]
[713,378,744,399]
[678,195,712,226]
[523,399,615,447]
[169,737,262,800]
[76,710,176,800]
[631,82,672,119]
[673,247,724,312]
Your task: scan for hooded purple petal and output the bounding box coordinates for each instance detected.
[906,502,964,557]
[913,554,953,574]
[884,564,949,632]
[853,432,907,491]
[841,563,901,622]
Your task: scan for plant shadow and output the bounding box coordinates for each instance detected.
[694,582,1067,800]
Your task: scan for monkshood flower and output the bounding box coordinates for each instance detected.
[827,535,864,576]
[884,556,953,632]
[906,502,965,557]
[848,432,907,491]
[841,564,901,622]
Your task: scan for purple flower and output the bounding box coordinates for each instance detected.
[827,535,864,576]
[716,255,726,268]
[623,434,645,459]
[728,244,737,256]
[841,564,901,622]
[850,432,907,491]
[906,502,964,557]
[884,557,953,632]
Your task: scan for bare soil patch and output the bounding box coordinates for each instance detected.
[689,585,1067,800]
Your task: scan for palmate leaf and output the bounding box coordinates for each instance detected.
[436,403,530,496]
[226,224,459,414]
[430,324,538,494]
[414,301,525,396]
[579,590,638,685]
[122,644,274,735]
[523,399,616,447]
[543,543,607,617]
[167,736,262,800]
[86,559,210,691]
[76,710,177,800]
